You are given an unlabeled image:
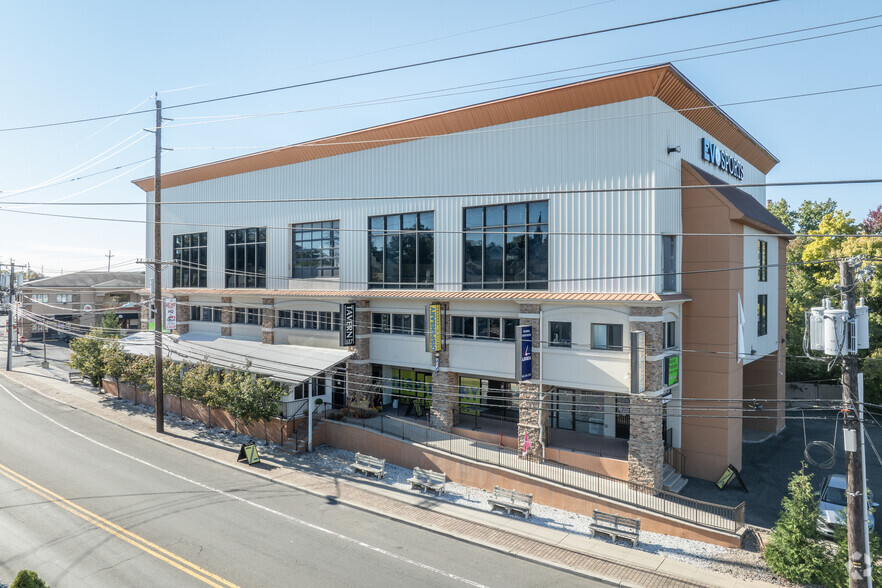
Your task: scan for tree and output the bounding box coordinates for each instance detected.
[68,334,105,388]
[100,311,122,337]
[767,198,795,232]
[10,570,49,588]
[862,204,882,234]
[820,525,882,587]
[764,465,829,584]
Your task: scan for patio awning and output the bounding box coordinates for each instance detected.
[119,331,353,385]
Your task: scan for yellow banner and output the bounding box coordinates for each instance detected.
[428,304,442,352]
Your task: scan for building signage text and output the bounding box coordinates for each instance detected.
[701,138,744,180]
[426,304,442,353]
[339,303,356,347]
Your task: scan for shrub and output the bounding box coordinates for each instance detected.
[820,524,882,587]
[101,342,127,380]
[764,464,829,584]
[11,569,49,588]
[181,362,218,403]
[122,355,155,390]
[68,334,104,388]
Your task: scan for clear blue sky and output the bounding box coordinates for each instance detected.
[1,0,879,275]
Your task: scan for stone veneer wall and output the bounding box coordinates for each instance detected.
[626,306,667,489]
[220,296,232,337]
[174,295,189,335]
[346,300,373,405]
[429,304,460,431]
[261,298,274,344]
[515,304,549,461]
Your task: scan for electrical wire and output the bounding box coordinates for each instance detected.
[0,1,779,133]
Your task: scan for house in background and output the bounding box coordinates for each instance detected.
[132,64,789,487]
[20,271,145,340]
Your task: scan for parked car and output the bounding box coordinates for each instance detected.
[817,473,877,538]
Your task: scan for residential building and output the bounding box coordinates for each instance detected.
[133,64,789,486]
[20,271,144,339]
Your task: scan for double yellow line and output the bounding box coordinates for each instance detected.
[0,462,239,588]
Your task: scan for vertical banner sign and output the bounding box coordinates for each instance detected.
[340,303,356,346]
[516,325,532,381]
[426,304,442,353]
[163,298,177,330]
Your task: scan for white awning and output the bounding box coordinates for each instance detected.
[119,332,352,385]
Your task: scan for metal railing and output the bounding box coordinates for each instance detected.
[547,427,629,460]
[347,414,744,533]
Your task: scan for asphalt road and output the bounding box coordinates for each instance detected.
[0,374,597,587]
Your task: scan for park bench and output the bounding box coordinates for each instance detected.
[588,509,641,546]
[408,467,446,494]
[488,486,532,518]
[351,452,386,479]
[68,371,84,384]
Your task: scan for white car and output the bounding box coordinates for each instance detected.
[817,474,877,538]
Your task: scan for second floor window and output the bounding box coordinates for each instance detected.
[369,212,434,289]
[757,294,768,336]
[292,221,339,278]
[591,323,624,351]
[463,201,548,290]
[225,228,266,288]
[57,294,73,303]
[549,321,571,347]
[32,294,48,303]
[174,232,208,288]
[758,240,768,282]
[665,321,677,348]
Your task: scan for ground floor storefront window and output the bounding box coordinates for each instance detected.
[388,368,433,415]
[458,377,519,422]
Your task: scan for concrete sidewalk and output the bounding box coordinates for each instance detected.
[0,358,779,588]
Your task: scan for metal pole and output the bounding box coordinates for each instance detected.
[41,325,48,369]
[6,261,14,371]
[154,99,164,434]
[840,259,868,588]
[858,373,873,587]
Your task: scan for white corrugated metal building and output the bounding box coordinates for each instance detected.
[134,64,790,486]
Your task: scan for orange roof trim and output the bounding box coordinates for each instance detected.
[134,64,777,192]
[147,288,689,303]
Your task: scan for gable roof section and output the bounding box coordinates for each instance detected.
[683,161,792,236]
[23,271,145,289]
[134,64,778,192]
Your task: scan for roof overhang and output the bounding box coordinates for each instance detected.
[119,331,353,385]
[134,64,778,192]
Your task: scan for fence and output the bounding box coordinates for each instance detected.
[348,414,744,534]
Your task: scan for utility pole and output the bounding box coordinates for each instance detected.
[106,250,114,272]
[153,99,164,434]
[5,260,14,371]
[840,259,870,588]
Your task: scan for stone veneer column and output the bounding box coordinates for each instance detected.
[220,296,232,337]
[516,304,549,462]
[174,295,189,335]
[626,306,666,489]
[261,298,274,344]
[429,310,459,430]
[346,300,373,406]
[139,294,151,330]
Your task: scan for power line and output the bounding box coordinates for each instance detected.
[0,1,777,133]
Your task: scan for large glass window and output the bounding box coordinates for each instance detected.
[225,228,266,288]
[173,232,208,288]
[757,294,768,336]
[662,235,677,292]
[758,240,768,282]
[591,323,623,351]
[32,294,48,303]
[463,201,548,290]
[57,294,73,303]
[292,221,339,278]
[368,212,434,289]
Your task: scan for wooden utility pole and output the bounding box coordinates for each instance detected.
[105,250,114,272]
[153,99,164,433]
[5,260,14,371]
[840,259,869,588]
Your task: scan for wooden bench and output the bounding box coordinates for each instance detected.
[68,371,84,384]
[588,509,640,546]
[351,452,386,479]
[408,467,446,494]
[488,486,533,518]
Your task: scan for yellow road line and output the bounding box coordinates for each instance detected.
[0,462,240,588]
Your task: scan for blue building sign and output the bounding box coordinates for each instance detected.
[517,325,532,381]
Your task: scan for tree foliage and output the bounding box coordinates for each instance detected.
[68,333,105,388]
[11,570,49,588]
[821,524,882,587]
[764,465,829,583]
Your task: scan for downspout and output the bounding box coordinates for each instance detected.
[539,309,545,462]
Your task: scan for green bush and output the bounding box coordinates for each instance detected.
[68,334,104,388]
[181,362,220,403]
[764,464,829,584]
[820,524,882,587]
[101,342,127,380]
[11,569,49,588]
